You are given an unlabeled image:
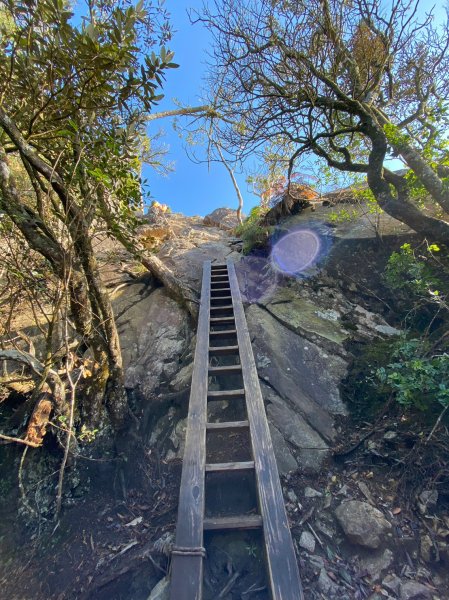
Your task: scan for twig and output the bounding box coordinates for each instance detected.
[0,432,41,447]
[426,404,449,443]
[307,523,324,548]
[218,571,240,598]
[148,554,167,576]
[18,447,37,516]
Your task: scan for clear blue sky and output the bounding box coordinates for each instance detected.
[144,1,259,217]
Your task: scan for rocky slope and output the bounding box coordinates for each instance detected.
[1,204,447,600]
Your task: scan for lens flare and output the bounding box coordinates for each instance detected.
[271,228,321,274]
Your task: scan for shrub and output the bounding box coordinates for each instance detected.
[234,205,272,253]
[376,337,449,411]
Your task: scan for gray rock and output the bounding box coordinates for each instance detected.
[170,362,193,391]
[203,207,242,230]
[352,305,401,339]
[248,304,346,444]
[359,549,394,581]
[269,423,298,475]
[399,581,433,600]
[318,568,339,595]
[420,534,437,563]
[335,501,392,549]
[267,400,328,472]
[155,212,238,294]
[308,555,325,570]
[115,287,190,397]
[299,530,316,553]
[287,490,298,503]
[418,490,438,515]
[304,486,323,498]
[147,576,170,600]
[383,574,402,595]
[384,431,398,441]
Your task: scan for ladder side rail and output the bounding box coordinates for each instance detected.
[169,261,211,600]
[227,261,305,600]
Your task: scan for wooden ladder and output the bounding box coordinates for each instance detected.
[169,260,304,600]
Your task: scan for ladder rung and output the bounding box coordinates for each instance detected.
[211,296,232,302]
[209,329,237,337]
[207,389,245,400]
[211,279,229,284]
[206,420,249,431]
[209,345,239,355]
[205,460,255,473]
[208,365,242,375]
[210,316,235,323]
[210,304,233,311]
[211,267,228,272]
[211,287,230,293]
[203,514,263,531]
[211,264,227,268]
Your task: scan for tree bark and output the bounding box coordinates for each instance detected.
[216,144,244,225]
[0,139,128,428]
[366,142,449,243]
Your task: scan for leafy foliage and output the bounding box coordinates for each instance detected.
[377,243,449,412]
[234,206,271,253]
[384,243,442,297]
[376,338,449,410]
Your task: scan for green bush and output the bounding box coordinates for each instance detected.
[376,337,449,410]
[384,242,442,296]
[234,205,272,253]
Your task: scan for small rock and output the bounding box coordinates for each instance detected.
[305,486,323,498]
[336,484,349,496]
[287,489,298,503]
[384,431,398,441]
[335,500,392,549]
[399,581,433,600]
[420,534,437,563]
[299,530,316,553]
[383,574,402,595]
[147,576,170,600]
[418,490,438,515]
[125,516,143,527]
[359,549,394,581]
[374,324,401,336]
[317,568,339,595]
[308,555,325,570]
[357,481,375,505]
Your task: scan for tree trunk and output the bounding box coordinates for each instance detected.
[0,144,128,429]
[366,157,449,243]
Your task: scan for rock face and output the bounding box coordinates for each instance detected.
[335,501,392,549]
[156,215,240,294]
[114,285,191,398]
[203,207,242,230]
[247,304,346,439]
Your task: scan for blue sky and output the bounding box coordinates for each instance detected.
[144,1,259,217]
[71,0,447,217]
[143,1,448,217]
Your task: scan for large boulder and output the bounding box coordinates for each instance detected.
[335,500,392,549]
[246,304,346,442]
[203,207,241,230]
[265,389,328,472]
[113,285,191,398]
